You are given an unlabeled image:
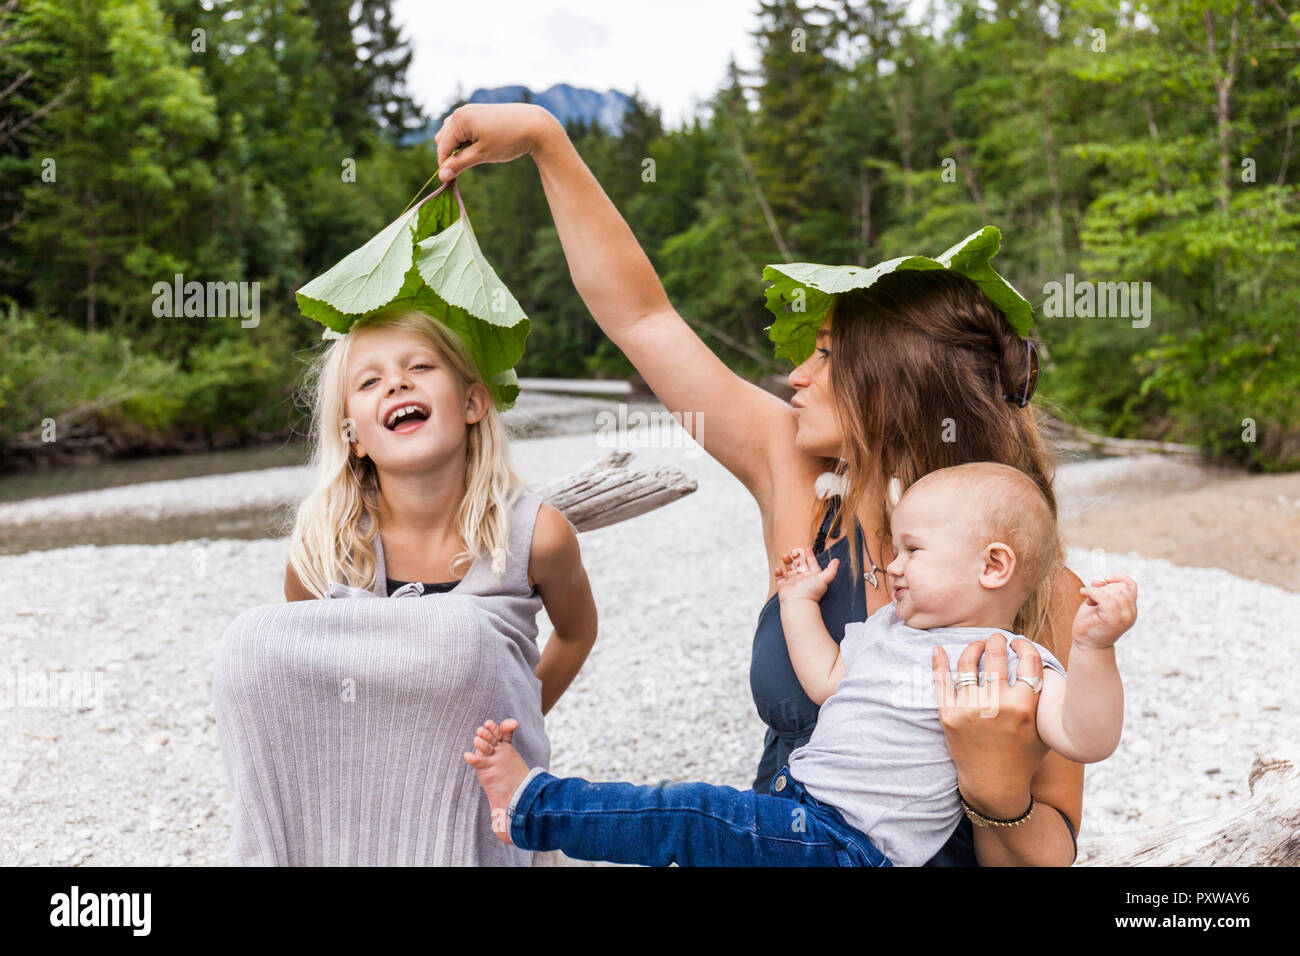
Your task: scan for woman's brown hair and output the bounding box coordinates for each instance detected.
[820,269,1063,653]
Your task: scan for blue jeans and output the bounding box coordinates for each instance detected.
[507,764,892,867]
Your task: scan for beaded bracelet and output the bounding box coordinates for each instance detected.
[957,789,1036,828]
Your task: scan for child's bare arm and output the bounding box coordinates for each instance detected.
[284,561,317,601]
[1034,574,1135,763]
[775,547,845,706]
[530,504,598,715]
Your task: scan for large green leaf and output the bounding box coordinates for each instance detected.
[388,280,526,410]
[294,183,529,409]
[763,225,1036,365]
[296,204,421,320]
[414,217,528,330]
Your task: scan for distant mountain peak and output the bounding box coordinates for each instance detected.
[402,84,634,144]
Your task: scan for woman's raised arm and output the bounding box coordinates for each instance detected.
[434,104,799,504]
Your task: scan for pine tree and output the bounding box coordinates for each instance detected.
[745,0,842,257]
[14,0,221,334]
[306,0,422,144]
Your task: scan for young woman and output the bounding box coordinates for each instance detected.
[431,103,1086,866]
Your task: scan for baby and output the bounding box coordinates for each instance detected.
[464,461,1135,866]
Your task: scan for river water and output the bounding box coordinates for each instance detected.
[0,443,308,503]
[0,403,1111,556]
[0,392,648,554]
[0,445,311,553]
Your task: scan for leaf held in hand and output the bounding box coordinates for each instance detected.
[294,182,529,410]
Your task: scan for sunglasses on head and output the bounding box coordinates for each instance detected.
[1003,339,1039,408]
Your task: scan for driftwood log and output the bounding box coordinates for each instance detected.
[1078,753,1300,866]
[537,451,698,533]
[1039,411,1203,460]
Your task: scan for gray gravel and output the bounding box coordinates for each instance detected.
[1052,454,1233,522]
[0,435,1290,865]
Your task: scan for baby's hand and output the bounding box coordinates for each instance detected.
[1072,573,1138,649]
[775,547,838,605]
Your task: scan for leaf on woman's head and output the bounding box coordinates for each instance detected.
[761,266,834,366]
[934,227,1035,338]
[762,225,1035,366]
[294,183,529,410]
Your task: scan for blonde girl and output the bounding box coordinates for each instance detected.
[282,306,597,718]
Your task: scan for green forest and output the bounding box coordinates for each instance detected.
[1,0,1297,471]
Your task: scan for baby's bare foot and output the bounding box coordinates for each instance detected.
[462,717,529,845]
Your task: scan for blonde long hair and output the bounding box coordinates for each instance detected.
[288,308,522,597]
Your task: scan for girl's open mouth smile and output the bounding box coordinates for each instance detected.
[383,401,431,432]
[390,416,426,434]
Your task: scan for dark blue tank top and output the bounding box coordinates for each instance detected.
[748,497,978,866]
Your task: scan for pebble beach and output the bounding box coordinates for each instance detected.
[1,424,1296,867]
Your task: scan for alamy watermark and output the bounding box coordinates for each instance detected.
[1,666,104,712]
[595,404,704,458]
[49,886,150,936]
[152,273,260,328]
[1042,273,1150,328]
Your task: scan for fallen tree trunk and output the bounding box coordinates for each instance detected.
[537,451,698,533]
[1039,411,1204,460]
[1078,753,1300,866]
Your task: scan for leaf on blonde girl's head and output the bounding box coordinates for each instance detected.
[762,225,1035,366]
[296,204,421,319]
[294,181,529,410]
[415,217,528,330]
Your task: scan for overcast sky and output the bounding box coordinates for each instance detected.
[390,0,767,130]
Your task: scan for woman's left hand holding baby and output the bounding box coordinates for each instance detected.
[932,635,1082,865]
[933,635,1049,816]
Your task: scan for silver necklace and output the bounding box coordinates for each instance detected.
[861,534,885,589]
[819,475,886,588]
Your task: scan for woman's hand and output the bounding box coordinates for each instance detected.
[434,103,562,181]
[931,633,1048,819]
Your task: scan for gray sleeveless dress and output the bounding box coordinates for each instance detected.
[213,487,549,866]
